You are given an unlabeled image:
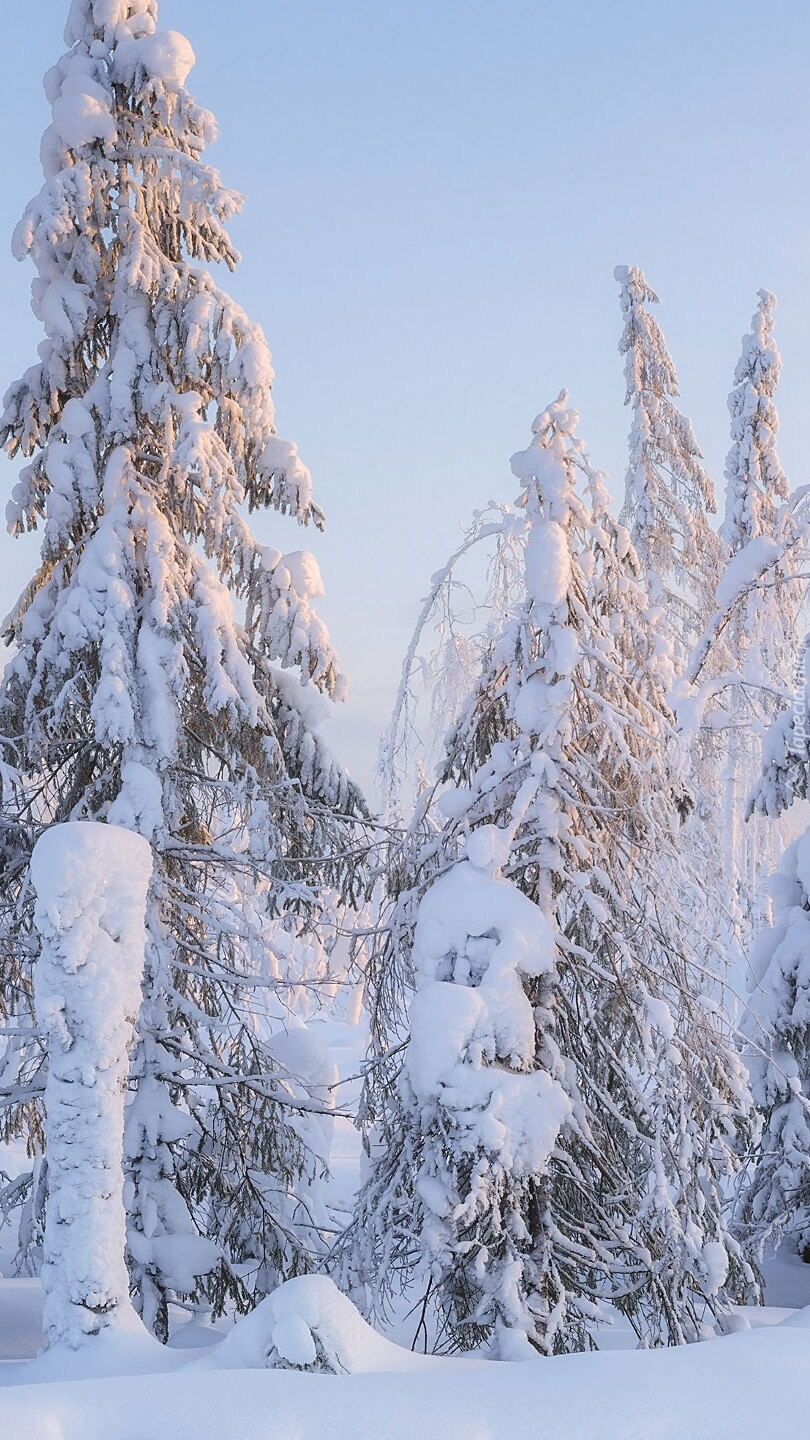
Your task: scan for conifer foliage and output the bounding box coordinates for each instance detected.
[0,0,366,1336]
[700,292,798,933]
[739,826,810,1259]
[721,292,789,555]
[343,396,757,1356]
[741,622,810,1256]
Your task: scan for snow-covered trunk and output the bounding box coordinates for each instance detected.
[31,822,152,1349]
[724,742,739,900]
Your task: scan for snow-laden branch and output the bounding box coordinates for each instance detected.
[377,513,509,820]
[686,496,810,689]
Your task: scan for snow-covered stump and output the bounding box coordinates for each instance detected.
[31,822,153,1349]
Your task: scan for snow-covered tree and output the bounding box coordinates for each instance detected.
[366,823,571,1359]
[740,607,810,1257]
[722,292,789,555]
[342,395,757,1355]
[0,0,367,1337]
[694,292,798,939]
[615,265,721,660]
[738,829,810,1260]
[614,266,734,980]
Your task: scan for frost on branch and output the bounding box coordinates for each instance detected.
[31,822,151,1349]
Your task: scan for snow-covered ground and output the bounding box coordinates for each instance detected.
[2,1017,809,1438]
[0,1284,809,1440]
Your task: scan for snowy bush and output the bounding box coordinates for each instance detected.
[206,1275,409,1375]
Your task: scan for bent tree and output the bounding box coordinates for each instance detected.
[343,396,757,1355]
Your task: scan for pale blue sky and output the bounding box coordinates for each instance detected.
[1,1,808,791]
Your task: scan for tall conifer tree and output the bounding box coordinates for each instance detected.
[615,265,721,660]
[0,0,366,1336]
[707,291,797,935]
[615,266,733,975]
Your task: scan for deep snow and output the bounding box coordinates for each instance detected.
[2,885,807,1432]
[2,1015,809,1438]
[1,1291,809,1440]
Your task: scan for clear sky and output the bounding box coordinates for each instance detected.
[1,0,809,793]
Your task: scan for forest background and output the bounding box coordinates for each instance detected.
[2,0,810,792]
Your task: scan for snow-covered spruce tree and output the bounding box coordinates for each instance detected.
[697,292,797,938]
[614,266,728,976]
[0,0,367,1337]
[615,265,721,659]
[342,395,757,1356]
[722,293,789,556]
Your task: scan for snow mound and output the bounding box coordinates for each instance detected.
[203,1275,454,1375]
[2,1308,810,1438]
[2,1301,171,1389]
